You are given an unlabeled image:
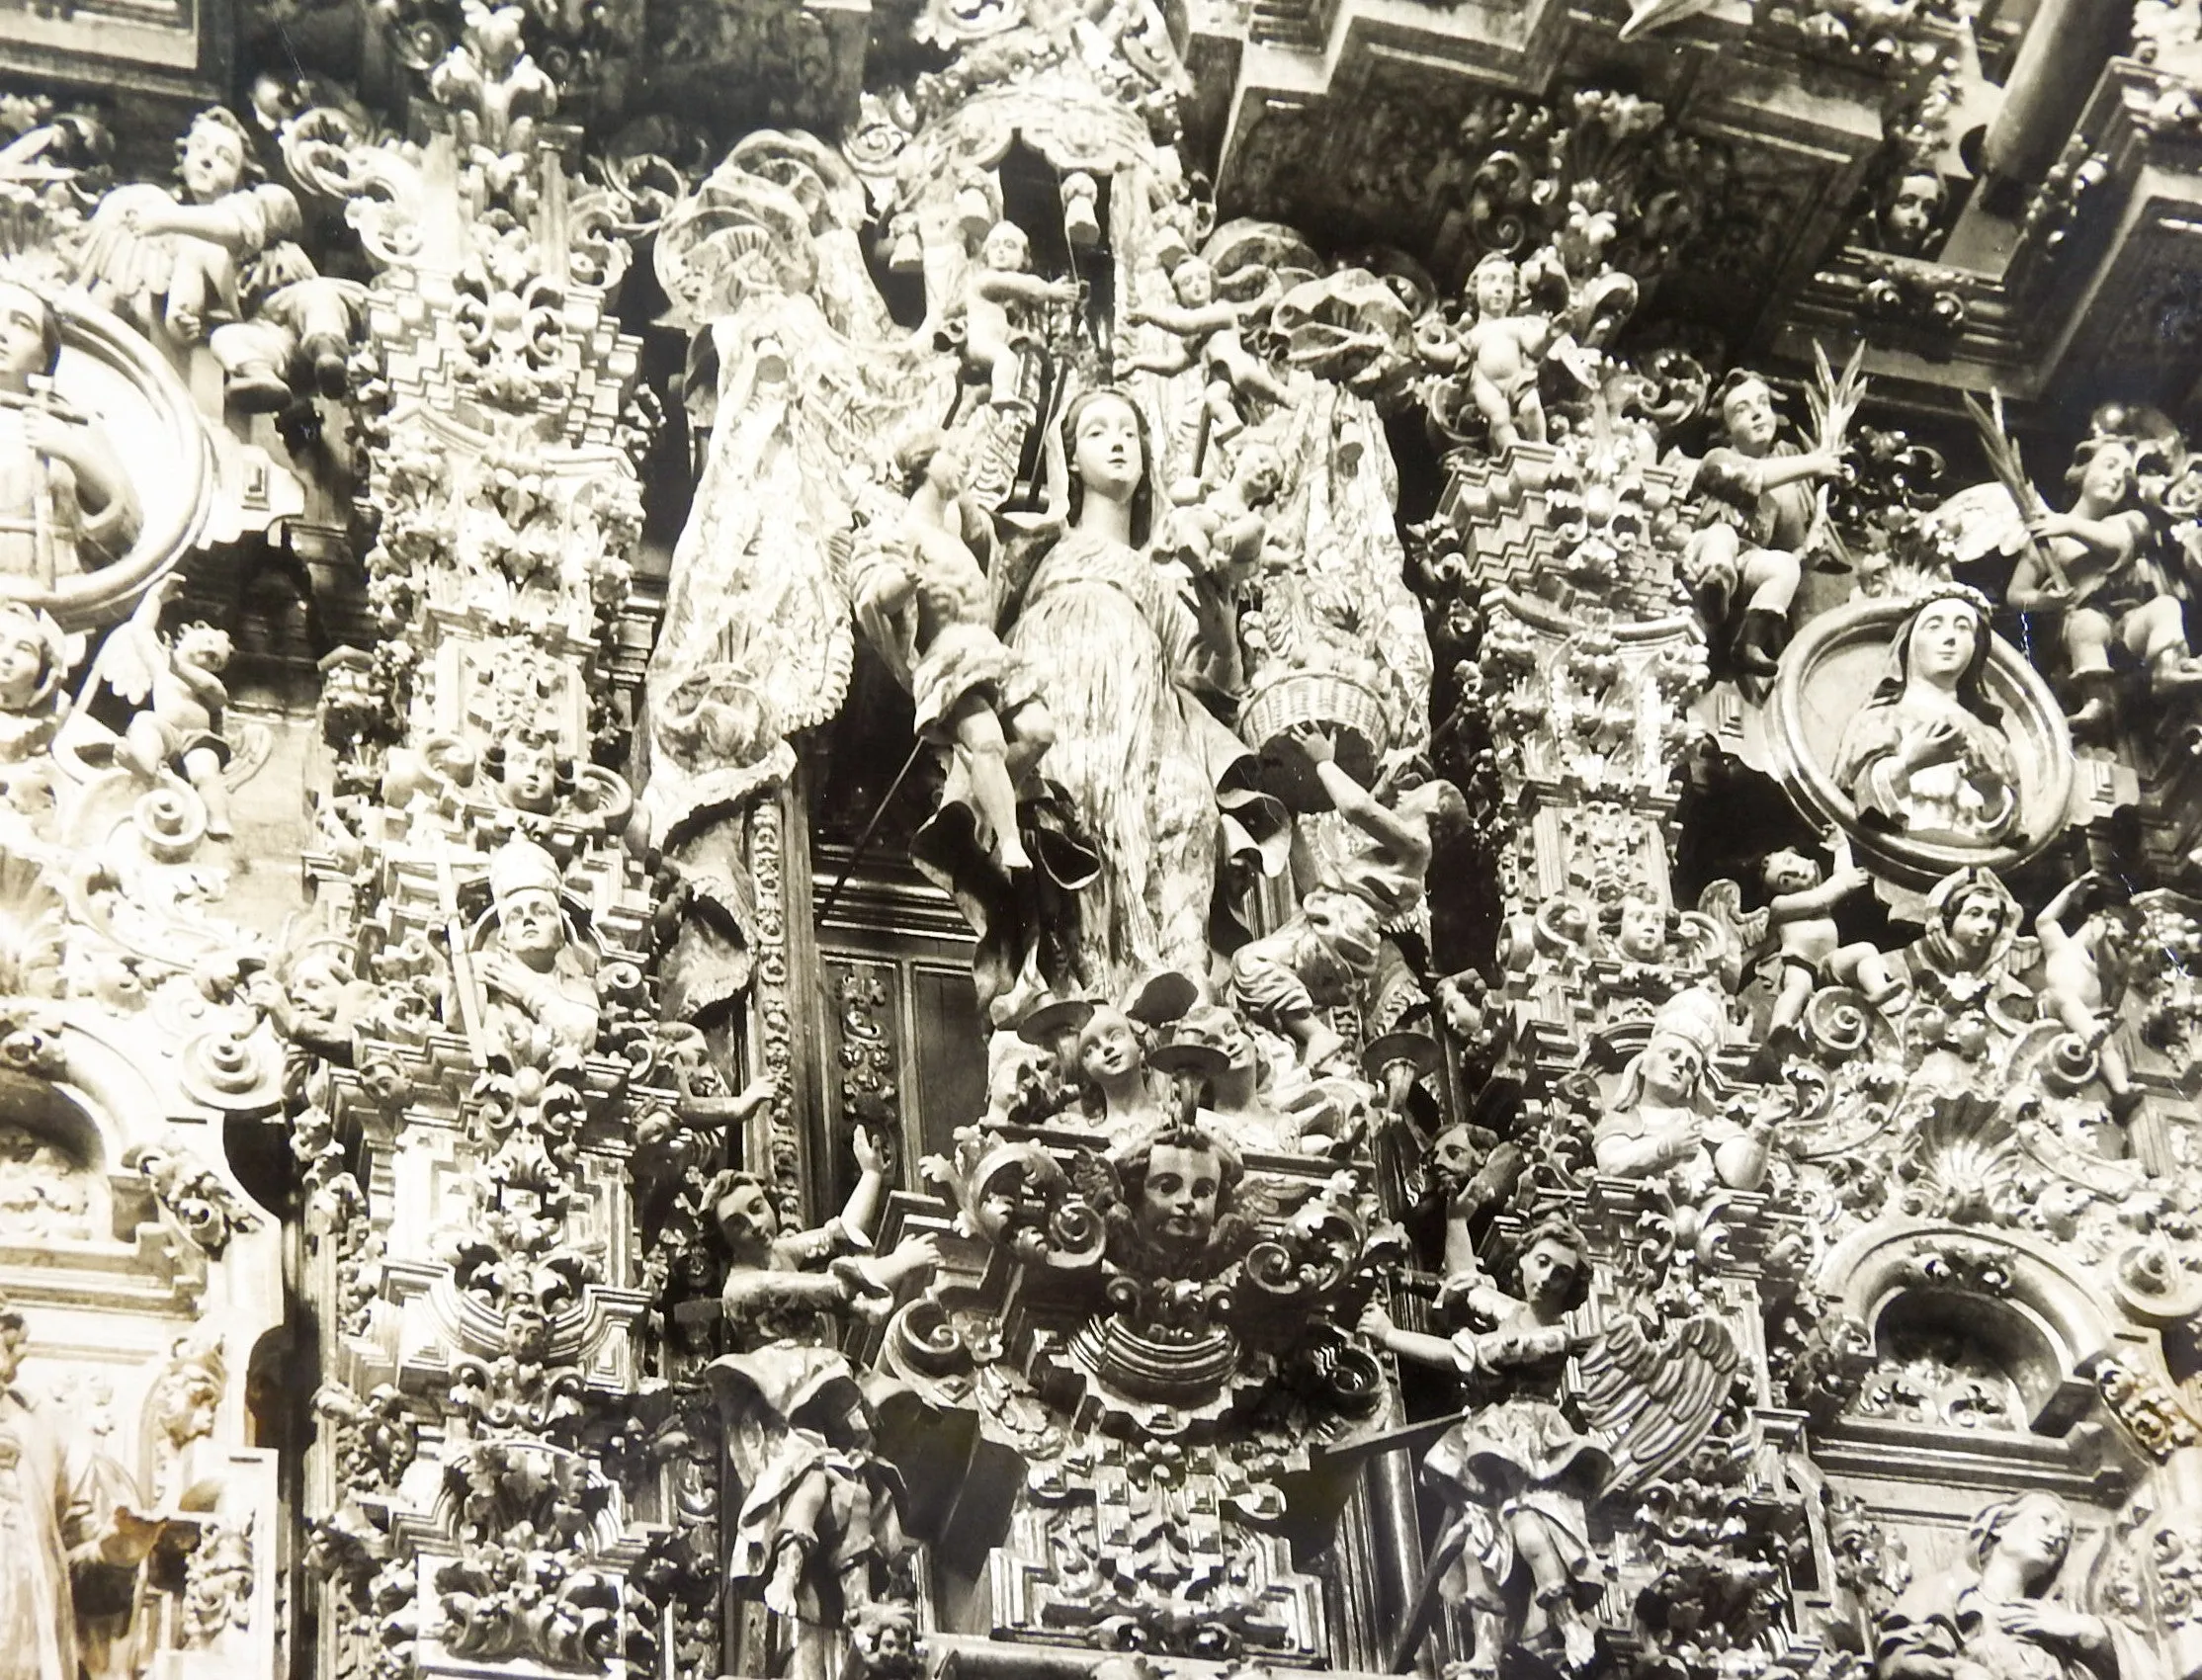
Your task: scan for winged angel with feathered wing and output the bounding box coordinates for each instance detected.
[639,134,965,847]
[1363,1215,1741,1676]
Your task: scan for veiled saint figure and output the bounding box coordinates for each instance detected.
[995,386,1272,1002]
[1833,588,2019,846]
[1877,1492,2151,1680]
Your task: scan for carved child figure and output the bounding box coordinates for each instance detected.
[1685,370,1845,694]
[2036,873,2143,1119]
[1452,252,1558,454]
[855,429,1055,874]
[93,575,237,838]
[965,221,1077,411]
[1759,842,1904,1041]
[2006,430,2202,730]
[1073,1002,1168,1140]
[1228,885,1382,1071]
[79,106,301,349]
[1122,255,1292,440]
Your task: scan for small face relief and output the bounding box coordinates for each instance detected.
[1517,1235,1580,1306]
[1140,1141,1223,1245]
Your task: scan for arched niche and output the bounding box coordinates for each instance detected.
[0,1067,113,1243]
[1824,1220,2124,1437]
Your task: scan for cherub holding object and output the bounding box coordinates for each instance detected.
[2036,873,2144,1119]
[1756,840,1904,1040]
[1158,439,1286,596]
[1122,255,1292,440]
[965,221,1077,411]
[78,107,300,348]
[90,575,237,838]
[853,428,1055,874]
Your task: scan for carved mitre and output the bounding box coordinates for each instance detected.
[487,834,567,917]
[1763,592,2076,893]
[0,275,215,630]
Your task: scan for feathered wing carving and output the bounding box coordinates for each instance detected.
[1694,878,1772,993]
[1575,1304,1742,1495]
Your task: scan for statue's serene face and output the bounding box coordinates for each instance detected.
[1078,1008,1141,1084]
[503,739,558,811]
[1720,378,1779,457]
[1174,1008,1254,1076]
[1071,394,1143,503]
[982,224,1029,272]
[1614,898,1665,960]
[500,887,564,963]
[1173,260,1216,305]
[1140,1142,1223,1246]
[1907,599,1981,690]
[0,286,47,385]
[1517,1235,1581,1309]
[1637,1030,1703,1107]
[1472,261,1519,318]
[1945,890,2004,966]
[1884,172,1943,250]
[715,1180,777,1248]
[183,119,247,202]
[2077,441,2136,508]
[0,629,44,710]
[1994,1495,2073,1577]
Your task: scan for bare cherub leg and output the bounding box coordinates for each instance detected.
[953,700,1031,873]
[183,743,233,840]
[1471,370,1519,453]
[1515,385,1548,447]
[1769,961,1815,1039]
[765,1476,832,1616]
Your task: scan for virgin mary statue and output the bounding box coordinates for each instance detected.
[957,385,1278,1005]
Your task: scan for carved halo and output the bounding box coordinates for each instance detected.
[12,290,214,631]
[1764,596,2076,889]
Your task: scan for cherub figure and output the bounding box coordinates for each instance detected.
[965,221,1077,411]
[1157,439,1286,595]
[1104,1124,1248,1277]
[1754,842,1903,1040]
[1072,1002,1168,1141]
[2007,428,2202,731]
[1228,885,1381,1071]
[0,600,73,763]
[853,429,1055,874]
[1122,255,1292,442]
[78,107,301,348]
[1283,725,1470,1030]
[1449,252,1559,453]
[706,1128,942,1680]
[88,575,237,838]
[2036,873,2144,1119]
[1684,370,1846,694]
